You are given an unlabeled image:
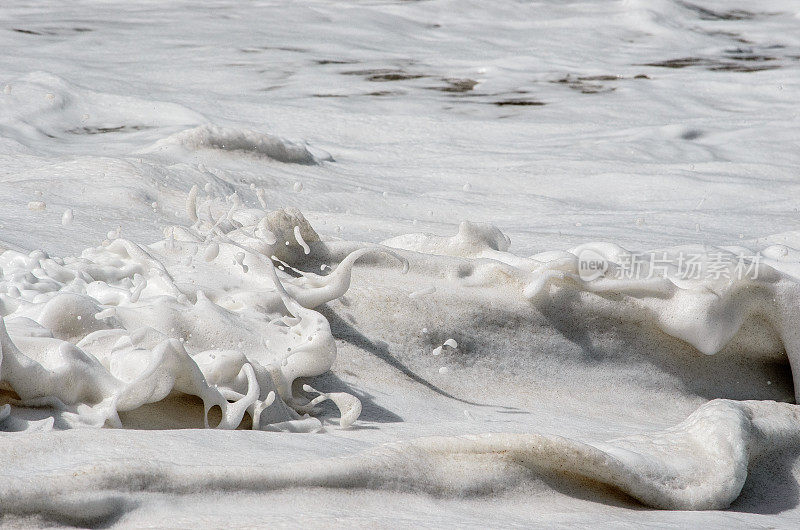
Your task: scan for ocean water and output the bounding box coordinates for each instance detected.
[1,1,800,527]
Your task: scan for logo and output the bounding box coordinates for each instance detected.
[577,249,608,281]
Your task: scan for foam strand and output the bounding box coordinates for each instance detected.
[302,384,362,428]
[284,246,409,309]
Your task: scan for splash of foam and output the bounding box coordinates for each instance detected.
[0,192,401,431]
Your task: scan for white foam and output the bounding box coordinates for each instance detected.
[294,225,310,255]
[0,200,402,431]
[61,208,73,226]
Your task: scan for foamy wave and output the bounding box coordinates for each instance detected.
[2,205,799,512]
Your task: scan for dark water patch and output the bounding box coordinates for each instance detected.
[240,45,307,53]
[68,125,153,135]
[493,99,545,107]
[316,59,358,65]
[313,94,347,98]
[430,78,478,93]
[342,68,391,75]
[642,48,786,72]
[12,28,46,35]
[552,75,615,94]
[708,63,780,72]
[342,68,427,82]
[680,1,756,21]
[642,55,782,72]
[551,73,649,95]
[257,45,308,53]
[730,54,776,62]
[724,48,777,62]
[12,27,93,36]
[366,90,404,96]
[643,57,706,68]
[704,30,751,44]
[681,129,703,140]
[368,72,426,82]
[579,75,621,82]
